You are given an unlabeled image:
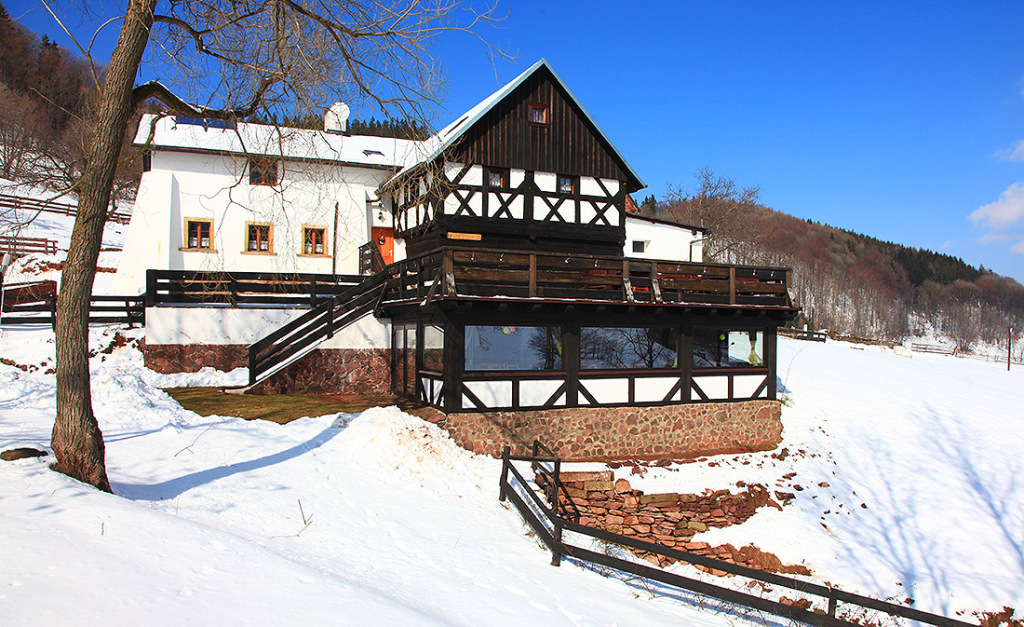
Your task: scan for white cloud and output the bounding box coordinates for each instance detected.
[941,239,953,250]
[1012,240,1024,255]
[970,182,1024,232]
[994,139,1024,162]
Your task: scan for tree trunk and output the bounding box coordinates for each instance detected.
[52,0,156,492]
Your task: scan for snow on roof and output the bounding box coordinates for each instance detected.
[625,212,706,232]
[382,59,646,190]
[134,113,427,169]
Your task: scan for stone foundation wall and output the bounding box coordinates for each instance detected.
[437,400,782,461]
[248,348,391,396]
[145,343,248,374]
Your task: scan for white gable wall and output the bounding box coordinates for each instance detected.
[114,148,393,293]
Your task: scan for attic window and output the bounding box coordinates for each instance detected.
[249,159,278,186]
[528,103,548,126]
[632,240,647,254]
[363,149,384,157]
[486,168,508,189]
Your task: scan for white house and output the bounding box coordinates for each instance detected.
[113,113,422,295]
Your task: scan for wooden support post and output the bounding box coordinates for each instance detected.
[827,589,837,618]
[145,269,157,308]
[650,261,663,303]
[729,266,737,305]
[326,299,335,339]
[498,446,510,501]
[248,346,257,386]
[529,253,537,298]
[550,516,563,567]
[622,258,634,302]
[310,277,317,308]
[443,249,456,297]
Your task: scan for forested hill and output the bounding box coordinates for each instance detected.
[638,172,1024,351]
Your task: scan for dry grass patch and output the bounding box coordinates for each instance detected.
[164,387,403,424]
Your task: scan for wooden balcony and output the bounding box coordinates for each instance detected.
[382,247,794,311]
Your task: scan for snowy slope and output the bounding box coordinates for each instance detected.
[2,326,1023,625]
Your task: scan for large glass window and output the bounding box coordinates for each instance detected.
[581,327,677,370]
[465,326,562,371]
[423,325,444,372]
[693,329,764,368]
[392,322,417,396]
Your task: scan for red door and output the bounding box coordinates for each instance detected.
[371,227,394,264]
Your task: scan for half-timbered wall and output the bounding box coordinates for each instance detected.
[394,161,625,251]
[395,311,778,413]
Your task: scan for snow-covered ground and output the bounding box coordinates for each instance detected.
[1,324,1022,625]
[1,179,127,294]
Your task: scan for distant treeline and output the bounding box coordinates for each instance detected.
[245,113,430,140]
[0,2,94,182]
[642,173,1024,351]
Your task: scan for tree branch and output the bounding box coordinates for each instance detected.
[131,78,275,120]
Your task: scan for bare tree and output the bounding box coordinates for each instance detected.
[46,0,503,491]
[657,167,762,263]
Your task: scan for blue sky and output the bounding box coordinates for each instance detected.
[12,0,1024,283]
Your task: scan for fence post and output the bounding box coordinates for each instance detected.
[49,296,57,331]
[248,347,257,387]
[552,457,562,517]
[498,446,510,502]
[827,588,837,618]
[550,516,562,567]
[310,277,317,308]
[326,298,335,339]
[124,297,133,328]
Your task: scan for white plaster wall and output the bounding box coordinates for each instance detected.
[634,377,681,403]
[119,148,391,293]
[580,177,619,197]
[464,380,512,408]
[733,374,768,399]
[693,375,729,400]
[580,378,629,405]
[113,170,175,294]
[625,218,703,262]
[519,379,565,407]
[146,306,389,349]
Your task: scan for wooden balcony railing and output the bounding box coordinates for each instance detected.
[384,248,793,309]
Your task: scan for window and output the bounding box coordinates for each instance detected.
[423,325,444,372]
[246,223,273,253]
[486,168,508,189]
[557,175,577,195]
[581,327,678,370]
[183,218,213,250]
[303,227,326,255]
[528,103,548,126]
[465,326,563,371]
[249,159,278,186]
[693,329,764,368]
[632,240,647,254]
[142,151,152,172]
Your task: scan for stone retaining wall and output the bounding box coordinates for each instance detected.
[438,400,782,461]
[145,343,247,374]
[247,348,391,396]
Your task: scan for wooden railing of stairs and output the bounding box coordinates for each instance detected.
[247,271,391,386]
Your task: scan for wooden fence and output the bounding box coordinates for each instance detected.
[0,293,144,327]
[0,235,59,256]
[779,327,828,342]
[500,442,976,627]
[145,269,364,308]
[0,193,131,225]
